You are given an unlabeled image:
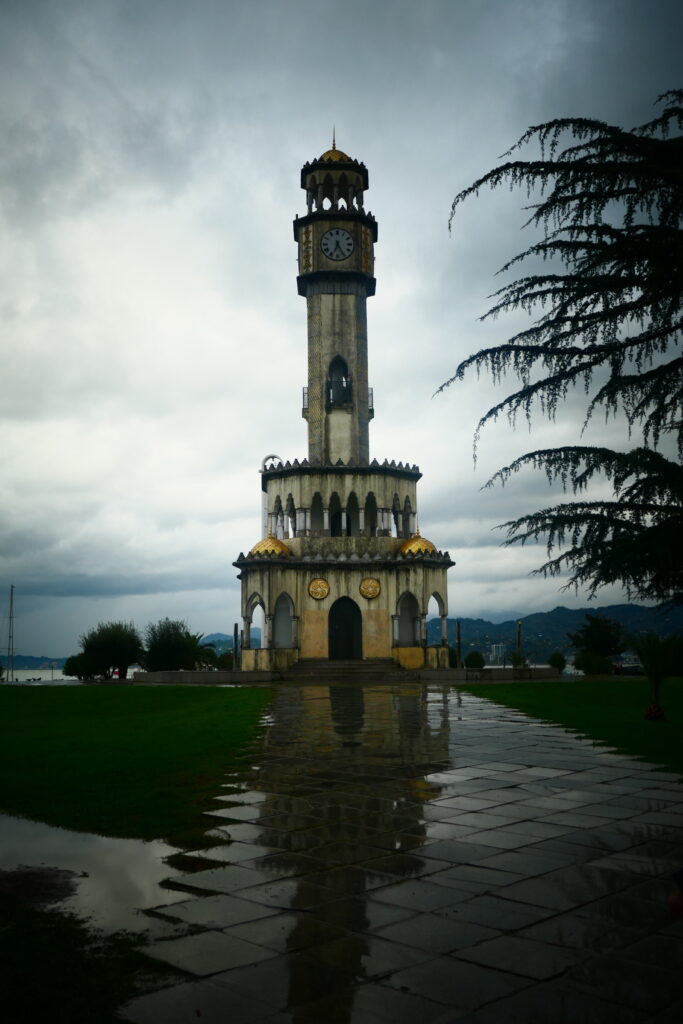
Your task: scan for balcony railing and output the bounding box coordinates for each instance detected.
[302,385,374,414]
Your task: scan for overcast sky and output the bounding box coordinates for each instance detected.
[1,0,681,656]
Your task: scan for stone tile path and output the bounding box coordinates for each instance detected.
[121,684,683,1023]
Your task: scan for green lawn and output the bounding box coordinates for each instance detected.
[460,677,683,777]
[0,684,273,846]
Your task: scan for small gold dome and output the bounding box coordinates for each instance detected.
[319,145,351,162]
[249,534,291,557]
[400,534,437,556]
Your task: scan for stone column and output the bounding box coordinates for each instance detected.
[391,615,399,645]
[243,617,251,650]
[305,509,311,535]
[358,508,365,534]
[323,507,330,535]
[292,616,299,649]
[265,614,273,649]
[296,509,306,535]
[441,614,448,646]
[340,510,347,534]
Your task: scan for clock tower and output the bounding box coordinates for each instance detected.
[235,142,454,673]
[295,141,377,466]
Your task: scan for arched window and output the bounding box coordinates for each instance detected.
[364,492,377,537]
[397,591,419,646]
[273,593,294,649]
[311,492,324,535]
[245,593,265,650]
[346,492,360,537]
[402,496,413,538]
[285,494,296,539]
[328,356,352,405]
[329,492,343,537]
[427,593,443,646]
[392,494,401,538]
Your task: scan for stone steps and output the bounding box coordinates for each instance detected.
[282,658,419,682]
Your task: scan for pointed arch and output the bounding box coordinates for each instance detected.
[346,491,360,537]
[397,591,419,646]
[329,491,343,537]
[311,491,324,535]
[328,356,352,406]
[273,592,295,649]
[392,493,401,537]
[364,491,377,537]
[402,496,413,538]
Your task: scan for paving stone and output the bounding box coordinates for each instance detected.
[120,977,272,1023]
[383,954,531,1009]
[437,894,556,930]
[144,929,276,975]
[454,934,584,978]
[374,910,500,953]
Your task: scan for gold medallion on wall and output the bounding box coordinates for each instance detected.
[308,577,330,600]
[359,577,381,599]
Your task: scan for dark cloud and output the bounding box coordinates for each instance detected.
[1,0,680,654]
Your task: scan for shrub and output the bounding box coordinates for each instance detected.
[464,650,485,670]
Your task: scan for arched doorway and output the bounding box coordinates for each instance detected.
[328,597,362,660]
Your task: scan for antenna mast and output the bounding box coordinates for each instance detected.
[7,584,15,683]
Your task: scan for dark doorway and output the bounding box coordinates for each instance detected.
[328,597,363,660]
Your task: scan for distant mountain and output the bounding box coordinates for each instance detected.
[202,629,261,652]
[0,654,66,670]
[427,604,683,662]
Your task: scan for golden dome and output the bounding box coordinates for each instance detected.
[400,533,437,556]
[249,533,291,557]
[319,147,352,162]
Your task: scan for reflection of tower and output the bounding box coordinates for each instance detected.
[214,683,452,1018]
[235,143,453,671]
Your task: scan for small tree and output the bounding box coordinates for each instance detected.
[568,613,625,675]
[630,632,683,720]
[144,620,216,672]
[80,621,143,680]
[548,651,567,674]
[510,650,525,669]
[464,650,485,669]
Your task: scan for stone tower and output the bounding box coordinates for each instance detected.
[235,142,453,672]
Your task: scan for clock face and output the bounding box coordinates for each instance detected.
[321,228,354,261]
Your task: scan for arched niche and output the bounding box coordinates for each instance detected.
[311,492,324,535]
[392,493,401,537]
[364,492,377,537]
[329,492,343,537]
[328,356,352,406]
[273,592,294,649]
[402,496,413,538]
[346,492,360,537]
[397,591,419,646]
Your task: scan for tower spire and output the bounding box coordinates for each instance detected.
[332,125,336,151]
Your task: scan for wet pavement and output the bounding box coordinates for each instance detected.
[120,683,683,1023]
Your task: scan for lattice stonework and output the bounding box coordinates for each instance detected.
[300,225,313,273]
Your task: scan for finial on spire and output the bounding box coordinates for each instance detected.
[332,125,336,151]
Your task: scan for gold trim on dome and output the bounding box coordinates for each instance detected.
[399,534,437,556]
[249,531,291,557]
[359,577,381,599]
[319,147,351,162]
[308,577,330,600]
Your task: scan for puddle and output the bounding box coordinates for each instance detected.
[0,812,188,931]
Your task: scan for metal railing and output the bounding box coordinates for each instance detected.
[302,385,374,413]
